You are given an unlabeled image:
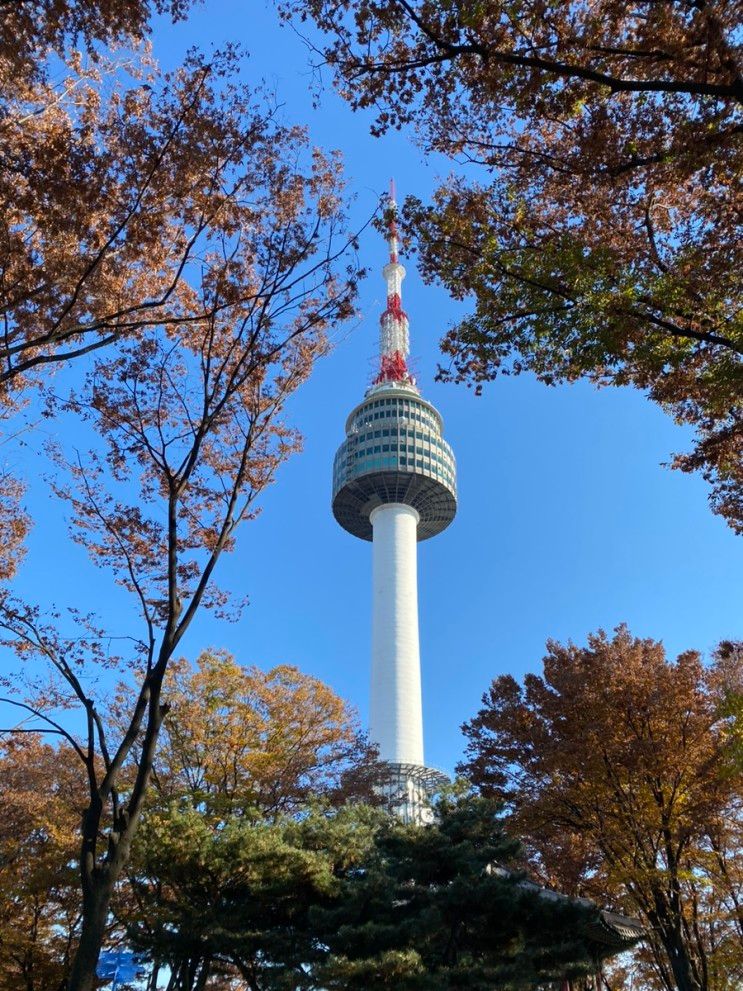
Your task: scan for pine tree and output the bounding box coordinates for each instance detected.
[122,803,384,991]
[315,796,611,991]
[123,794,622,991]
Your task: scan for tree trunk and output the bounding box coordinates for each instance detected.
[194,957,212,991]
[660,928,703,991]
[67,885,110,991]
[147,962,161,991]
[66,678,167,990]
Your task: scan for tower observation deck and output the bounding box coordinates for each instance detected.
[332,183,456,822]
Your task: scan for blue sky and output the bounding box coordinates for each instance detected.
[4,0,741,775]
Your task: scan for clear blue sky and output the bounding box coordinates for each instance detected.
[5,0,741,775]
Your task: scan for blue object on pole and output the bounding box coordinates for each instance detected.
[97,949,147,988]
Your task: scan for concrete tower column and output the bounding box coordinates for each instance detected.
[369,503,423,765]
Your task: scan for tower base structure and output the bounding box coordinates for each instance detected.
[376,761,450,825]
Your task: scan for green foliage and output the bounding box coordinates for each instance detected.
[115,649,383,989]
[314,796,604,991]
[124,794,610,991]
[123,802,384,991]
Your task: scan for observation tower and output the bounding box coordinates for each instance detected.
[332,184,457,822]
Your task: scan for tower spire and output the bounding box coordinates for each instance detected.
[374,180,414,388]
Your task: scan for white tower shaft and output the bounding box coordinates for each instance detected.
[369,503,424,765]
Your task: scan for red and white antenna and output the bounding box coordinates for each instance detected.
[374,179,415,388]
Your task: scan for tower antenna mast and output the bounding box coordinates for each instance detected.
[375,178,413,388]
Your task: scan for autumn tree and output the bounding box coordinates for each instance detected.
[0,467,28,582]
[110,656,621,991]
[281,0,743,531]
[114,652,381,990]
[0,737,86,991]
[0,654,380,991]
[459,626,743,991]
[0,0,210,392]
[0,5,366,986]
[144,650,380,816]
[2,1,357,580]
[1,1,206,577]
[0,101,361,988]
[717,640,743,771]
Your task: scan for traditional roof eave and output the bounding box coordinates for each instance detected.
[490,867,645,952]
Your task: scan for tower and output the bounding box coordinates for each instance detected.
[332,183,457,822]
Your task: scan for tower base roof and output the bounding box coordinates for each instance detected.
[376,761,450,824]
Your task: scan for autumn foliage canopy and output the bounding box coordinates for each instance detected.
[282,0,743,531]
[459,627,743,991]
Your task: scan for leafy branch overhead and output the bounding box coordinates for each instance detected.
[1,41,355,393]
[282,0,743,532]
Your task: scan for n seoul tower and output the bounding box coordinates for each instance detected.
[332,183,457,822]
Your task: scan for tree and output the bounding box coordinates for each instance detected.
[2,2,351,579]
[0,0,209,392]
[458,626,743,991]
[144,650,380,818]
[0,108,360,988]
[0,737,85,991]
[0,467,28,582]
[2,0,194,71]
[280,0,743,531]
[105,655,626,991]
[0,6,365,985]
[124,804,383,991]
[718,640,743,771]
[124,794,622,991]
[0,654,380,991]
[115,651,384,991]
[110,652,379,989]
[0,0,202,579]
[314,795,616,991]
